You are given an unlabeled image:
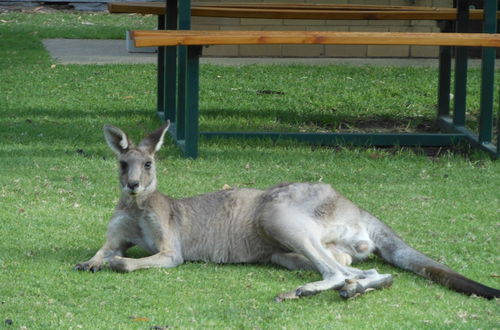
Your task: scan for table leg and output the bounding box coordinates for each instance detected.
[497,98,500,158]
[157,15,165,118]
[164,0,178,123]
[176,45,187,141]
[478,0,497,145]
[438,46,452,117]
[453,2,469,127]
[184,46,202,158]
[175,0,192,150]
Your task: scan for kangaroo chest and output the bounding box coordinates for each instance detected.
[131,211,162,254]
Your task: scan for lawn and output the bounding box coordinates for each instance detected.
[0,9,499,329]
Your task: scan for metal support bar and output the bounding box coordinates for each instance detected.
[183,46,202,158]
[176,46,187,141]
[478,0,498,144]
[164,0,178,122]
[175,0,191,141]
[438,46,452,116]
[178,0,191,30]
[438,20,453,117]
[439,115,498,158]
[479,50,496,142]
[453,2,469,127]
[497,94,500,158]
[201,131,465,147]
[157,15,166,116]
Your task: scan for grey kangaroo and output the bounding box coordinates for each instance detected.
[75,124,500,301]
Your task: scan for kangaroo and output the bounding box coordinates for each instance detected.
[75,124,500,301]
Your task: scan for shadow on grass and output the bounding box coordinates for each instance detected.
[0,103,481,160]
[201,107,439,133]
[0,106,165,157]
[0,105,156,123]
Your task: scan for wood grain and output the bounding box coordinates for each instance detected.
[108,2,496,20]
[131,30,500,48]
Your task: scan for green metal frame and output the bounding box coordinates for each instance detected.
[437,0,498,158]
[158,0,499,159]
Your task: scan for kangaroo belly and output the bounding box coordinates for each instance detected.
[177,188,276,264]
[181,221,275,264]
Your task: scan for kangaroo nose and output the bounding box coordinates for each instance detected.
[127,182,139,190]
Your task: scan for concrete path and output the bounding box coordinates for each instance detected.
[42,39,157,65]
[42,38,495,67]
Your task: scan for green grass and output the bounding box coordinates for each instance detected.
[1,11,499,329]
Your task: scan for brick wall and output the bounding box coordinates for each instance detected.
[192,0,454,58]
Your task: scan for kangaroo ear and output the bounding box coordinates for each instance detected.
[139,121,170,154]
[103,125,133,155]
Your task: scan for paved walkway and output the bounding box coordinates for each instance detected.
[42,38,496,67]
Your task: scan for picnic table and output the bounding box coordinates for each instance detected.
[109,2,500,159]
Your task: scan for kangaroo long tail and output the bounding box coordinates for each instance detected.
[367,215,500,299]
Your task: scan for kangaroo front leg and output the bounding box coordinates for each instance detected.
[74,241,127,272]
[75,213,137,272]
[108,251,183,273]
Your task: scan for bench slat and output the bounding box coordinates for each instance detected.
[108,2,496,20]
[190,7,479,20]
[192,2,437,11]
[109,2,437,13]
[131,30,500,48]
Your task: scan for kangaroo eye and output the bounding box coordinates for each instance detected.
[144,161,152,169]
[120,161,127,171]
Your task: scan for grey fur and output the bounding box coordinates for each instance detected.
[75,125,500,300]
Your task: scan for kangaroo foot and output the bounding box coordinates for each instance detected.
[338,273,393,299]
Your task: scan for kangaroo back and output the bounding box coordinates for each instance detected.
[367,214,500,299]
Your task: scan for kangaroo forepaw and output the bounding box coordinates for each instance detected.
[74,261,102,273]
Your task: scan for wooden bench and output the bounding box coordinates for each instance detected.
[131,30,500,48]
[109,2,498,20]
[110,2,500,159]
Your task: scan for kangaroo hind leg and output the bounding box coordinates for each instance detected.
[264,208,387,301]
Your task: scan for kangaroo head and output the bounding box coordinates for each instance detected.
[103,123,170,196]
